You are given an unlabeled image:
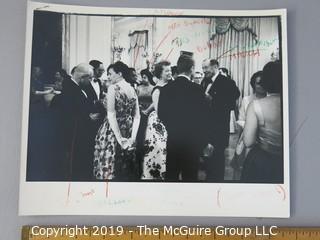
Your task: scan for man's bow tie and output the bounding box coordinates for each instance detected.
[93,78,100,83]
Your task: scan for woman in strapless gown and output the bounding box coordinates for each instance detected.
[241,61,283,183]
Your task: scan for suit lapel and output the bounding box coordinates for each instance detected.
[210,74,223,93]
[97,80,102,99]
[85,83,98,101]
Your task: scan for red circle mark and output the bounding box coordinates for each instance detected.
[276,185,286,201]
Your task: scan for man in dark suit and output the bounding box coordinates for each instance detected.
[158,55,212,182]
[60,63,99,181]
[219,67,239,118]
[83,60,106,130]
[201,59,240,182]
[87,60,105,100]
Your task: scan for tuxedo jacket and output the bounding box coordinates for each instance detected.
[59,78,96,180]
[201,74,240,147]
[83,80,103,102]
[82,80,106,129]
[158,76,211,150]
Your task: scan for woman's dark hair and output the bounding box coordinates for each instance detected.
[177,54,194,74]
[153,61,171,79]
[53,69,69,87]
[128,67,138,85]
[71,66,77,75]
[250,71,263,89]
[56,68,68,78]
[219,67,231,79]
[261,61,282,93]
[107,61,133,84]
[219,67,227,73]
[210,59,219,67]
[140,68,155,85]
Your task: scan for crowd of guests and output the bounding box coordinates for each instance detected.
[28,55,283,183]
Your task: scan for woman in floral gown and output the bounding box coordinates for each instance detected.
[93,61,140,181]
[141,61,172,180]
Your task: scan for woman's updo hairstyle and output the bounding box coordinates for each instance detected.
[261,60,282,94]
[153,61,171,79]
[107,61,132,84]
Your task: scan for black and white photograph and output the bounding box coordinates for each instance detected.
[19,2,289,217]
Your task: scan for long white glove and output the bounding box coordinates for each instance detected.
[107,111,123,145]
[106,85,128,149]
[130,97,141,146]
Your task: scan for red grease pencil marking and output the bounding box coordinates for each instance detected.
[81,189,95,198]
[165,48,174,60]
[276,185,286,201]
[66,182,71,205]
[105,173,111,198]
[217,188,222,208]
[150,30,172,66]
[154,31,172,53]
[105,181,109,198]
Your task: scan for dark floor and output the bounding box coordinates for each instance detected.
[198,131,240,182]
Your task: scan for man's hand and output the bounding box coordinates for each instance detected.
[205,93,213,102]
[203,143,214,157]
[141,109,149,116]
[89,113,100,121]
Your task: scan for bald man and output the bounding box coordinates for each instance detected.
[59,63,98,181]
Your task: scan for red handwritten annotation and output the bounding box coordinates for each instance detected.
[168,18,210,31]
[81,189,95,198]
[196,39,225,53]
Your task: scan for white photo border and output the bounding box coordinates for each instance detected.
[19,1,290,217]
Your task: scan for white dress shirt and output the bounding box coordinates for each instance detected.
[91,79,101,99]
[205,71,220,95]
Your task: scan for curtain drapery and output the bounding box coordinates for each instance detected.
[128,30,148,72]
[62,14,112,74]
[210,17,279,103]
[215,17,256,34]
